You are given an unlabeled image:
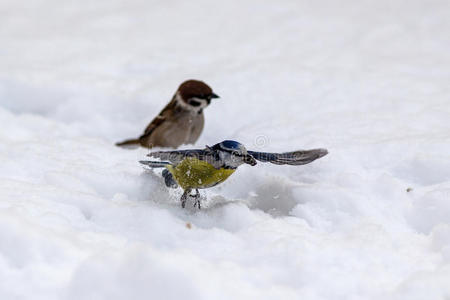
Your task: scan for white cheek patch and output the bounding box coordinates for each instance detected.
[220,151,245,168]
[175,92,208,112]
[188,97,209,109]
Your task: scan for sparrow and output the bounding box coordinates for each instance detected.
[140,140,328,209]
[116,80,219,149]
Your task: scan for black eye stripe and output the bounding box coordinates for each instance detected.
[221,149,244,156]
[188,99,202,107]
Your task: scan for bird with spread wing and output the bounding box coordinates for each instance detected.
[140,140,328,209]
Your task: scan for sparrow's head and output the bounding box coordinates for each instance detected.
[211,140,257,168]
[176,80,219,110]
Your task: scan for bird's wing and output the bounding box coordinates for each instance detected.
[139,160,172,168]
[248,148,328,165]
[147,149,218,166]
[139,99,177,140]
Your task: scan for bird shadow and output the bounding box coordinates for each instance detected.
[246,179,299,217]
[190,179,301,217]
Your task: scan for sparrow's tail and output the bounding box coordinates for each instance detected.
[116,138,141,148]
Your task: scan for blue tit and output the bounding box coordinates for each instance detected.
[140,140,328,209]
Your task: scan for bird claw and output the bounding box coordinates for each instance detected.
[193,199,201,209]
[192,189,201,209]
[180,189,202,209]
[181,189,189,208]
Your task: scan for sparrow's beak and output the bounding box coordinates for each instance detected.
[243,154,257,166]
[210,93,220,99]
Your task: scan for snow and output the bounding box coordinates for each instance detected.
[1,0,450,299]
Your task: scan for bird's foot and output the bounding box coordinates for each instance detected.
[180,189,190,209]
[192,189,201,209]
[180,189,202,209]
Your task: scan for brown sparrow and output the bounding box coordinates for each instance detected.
[116,80,219,149]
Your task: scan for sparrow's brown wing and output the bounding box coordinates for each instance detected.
[115,99,177,148]
[247,149,328,165]
[139,99,177,141]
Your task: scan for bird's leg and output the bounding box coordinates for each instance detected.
[181,189,191,208]
[192,189,201,209]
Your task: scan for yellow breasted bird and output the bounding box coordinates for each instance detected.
[140,140,328,209]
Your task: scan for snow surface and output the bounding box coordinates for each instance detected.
[1,0,450,299]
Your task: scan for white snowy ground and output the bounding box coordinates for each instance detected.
[1,0,450,299]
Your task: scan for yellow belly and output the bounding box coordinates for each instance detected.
[166,158,235,190]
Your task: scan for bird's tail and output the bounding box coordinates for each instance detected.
[116,138,141,149]
[139,160,172,168]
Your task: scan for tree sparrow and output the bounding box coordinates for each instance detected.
[116,80,219,149]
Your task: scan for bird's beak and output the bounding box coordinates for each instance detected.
[210,93,220,99]
[244,154,257,166]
